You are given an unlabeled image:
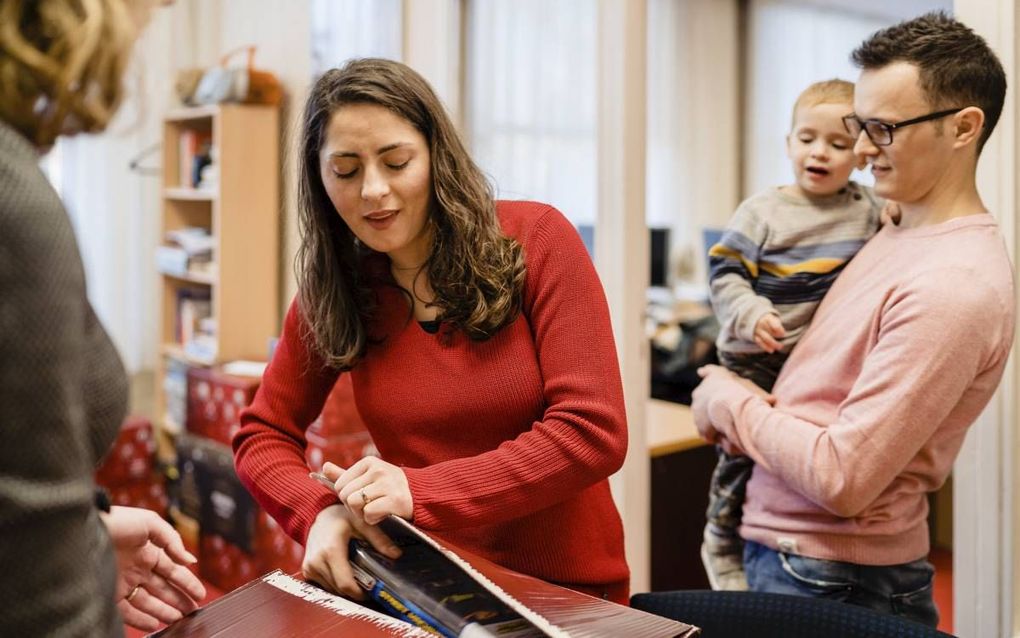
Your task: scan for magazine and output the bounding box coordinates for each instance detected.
[348,515,545,637]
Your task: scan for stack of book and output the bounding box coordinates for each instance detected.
[156,227,215,280]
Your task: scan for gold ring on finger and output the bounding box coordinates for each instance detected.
[126,585,141,602]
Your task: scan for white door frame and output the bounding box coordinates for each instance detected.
[597,0,651,595]
[952,1,1018,636]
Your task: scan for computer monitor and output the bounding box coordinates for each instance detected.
[649,227,670,288]
[575,223,670,288]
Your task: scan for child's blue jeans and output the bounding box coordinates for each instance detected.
[743,540,939,628]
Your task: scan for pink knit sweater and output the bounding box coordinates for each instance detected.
[702,213,1014,565]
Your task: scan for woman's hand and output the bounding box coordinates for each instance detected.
[302,504,402,599]
[323,457,413,525]
[100,506,206,632]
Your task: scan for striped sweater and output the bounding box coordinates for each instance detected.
[710,182,881,354]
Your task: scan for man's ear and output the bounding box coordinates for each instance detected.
[785,133,793,160]
[952,106,985,149]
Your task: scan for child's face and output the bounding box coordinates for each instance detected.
[786,102,858,198]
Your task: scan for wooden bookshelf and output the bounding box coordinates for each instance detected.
[154,104,280,461]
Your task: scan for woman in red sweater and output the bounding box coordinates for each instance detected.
[233,58,630,604]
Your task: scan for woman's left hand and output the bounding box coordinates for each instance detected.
[100,506,207,631]
[322,458,413,525]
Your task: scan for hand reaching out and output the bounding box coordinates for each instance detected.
[100,506,206,632]
[753,313,786,353]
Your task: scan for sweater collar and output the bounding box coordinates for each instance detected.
[882,212,999,239]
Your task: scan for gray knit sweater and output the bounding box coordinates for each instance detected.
[0,121,127,636]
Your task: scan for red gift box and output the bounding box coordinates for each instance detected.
[187,367,260,446]
[311,375,367,437]
[199,512,305,591]
[107,472,169,518]
[305,430,377,472]
[95,415,156,488]
[253,510,304,575]
[305,376,375,471]
[199,533,262,593]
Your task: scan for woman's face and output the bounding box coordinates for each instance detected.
[318,102,433,268]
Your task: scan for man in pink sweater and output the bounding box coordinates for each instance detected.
[692,12,1014,628]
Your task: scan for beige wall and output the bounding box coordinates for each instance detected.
[215,1,311,317]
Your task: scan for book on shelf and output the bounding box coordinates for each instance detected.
[152,514,698,638]
[174,288,216,362]
[157,227,215,279]
[177,129,214,189]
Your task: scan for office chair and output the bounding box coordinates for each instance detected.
[631,590,955,638]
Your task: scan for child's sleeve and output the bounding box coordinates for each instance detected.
[708,201,777,343]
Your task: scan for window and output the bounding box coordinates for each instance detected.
[310,0,402,76]
[744,0,951,195]
[465,0,597,227]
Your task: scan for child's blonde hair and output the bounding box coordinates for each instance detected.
[791,79,854,128]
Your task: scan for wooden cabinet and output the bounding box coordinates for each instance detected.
[154,104,280,460]
[647,399,713,591]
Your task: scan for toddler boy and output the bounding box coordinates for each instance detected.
[702,79,881,590]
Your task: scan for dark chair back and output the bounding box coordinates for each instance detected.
[631,590,956,638]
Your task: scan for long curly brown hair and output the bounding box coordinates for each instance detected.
[296,58,525,369]
[0,0,142,147]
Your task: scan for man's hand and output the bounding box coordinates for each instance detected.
[692,365,775,448]
[880,200,901,227]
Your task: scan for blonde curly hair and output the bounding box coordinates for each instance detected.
[0,0,143,147]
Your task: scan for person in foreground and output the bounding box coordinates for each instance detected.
[702,78,882,591]
[692,12,1013,627]
[0,1,205,635]
[233,58,630,604]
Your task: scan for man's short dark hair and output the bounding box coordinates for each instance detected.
[851,11,1007,152]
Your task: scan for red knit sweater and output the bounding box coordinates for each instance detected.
[233,201,630,602]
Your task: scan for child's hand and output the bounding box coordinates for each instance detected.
[880,201,901,227]
[754,314,786,353]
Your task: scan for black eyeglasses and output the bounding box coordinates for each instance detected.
[842,108,965,146]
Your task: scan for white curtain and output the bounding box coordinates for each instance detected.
[744,0,951,196]
[646,0,740,288]
[55,8,184,374]
[310,0,403,76]
[465,0,598,227]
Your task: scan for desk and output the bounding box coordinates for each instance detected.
[646,399,715,591]
[647,398,704,457]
